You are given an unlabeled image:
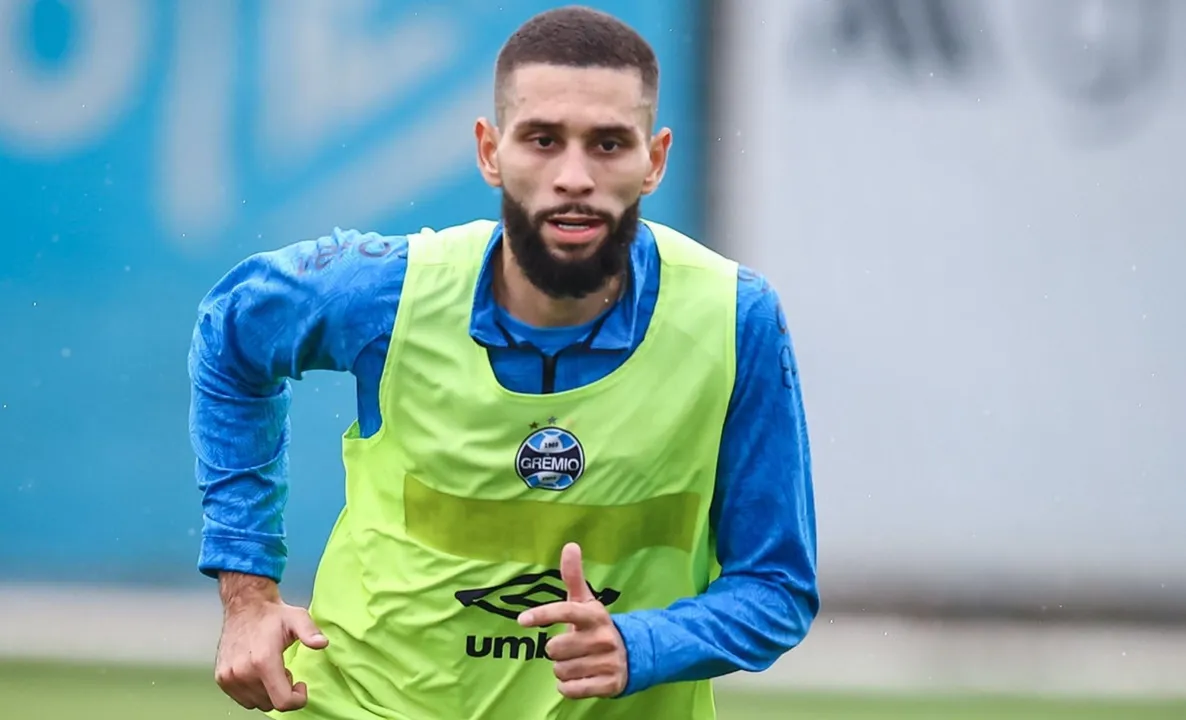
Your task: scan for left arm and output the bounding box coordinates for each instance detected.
[611,267,820,694]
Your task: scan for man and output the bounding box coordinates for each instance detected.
[189,6,817,719]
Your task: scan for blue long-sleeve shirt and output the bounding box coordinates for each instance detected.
[188,222,818,696]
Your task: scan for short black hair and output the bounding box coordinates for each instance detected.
[494,6,659,124]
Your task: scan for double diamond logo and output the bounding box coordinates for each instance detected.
[454,569,621,621]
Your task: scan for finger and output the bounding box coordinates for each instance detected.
[236,692,271,712]
[287,682,310,712]
[518,600,602,629]
[282,669,311,712]
[258,653,304,712]
[285,609,329,650]
[541,630,588,661]
[552,655,617,682]
[225,683,268,712]
[543,628,617,661]
[560,542,594,602]
[230,680,272,711]
[273,668,310,716]
[558,675,622,700]
[216,665,270,711]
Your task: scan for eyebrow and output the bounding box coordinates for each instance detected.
[516,119,638,137]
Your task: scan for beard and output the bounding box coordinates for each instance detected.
[501,191,639,300]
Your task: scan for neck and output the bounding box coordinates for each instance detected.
[494,242,622,328]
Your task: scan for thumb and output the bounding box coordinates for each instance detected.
[560,542,594,602]
[285,608,329,650]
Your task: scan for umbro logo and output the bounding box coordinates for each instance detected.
[455,569,622,662]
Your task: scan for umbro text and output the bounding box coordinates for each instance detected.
[465,632,551,661]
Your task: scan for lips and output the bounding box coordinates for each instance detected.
[548,216,604,231]
[546,215,605,245]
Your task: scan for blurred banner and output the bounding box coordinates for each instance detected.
[0,0,704,588]
[711,0,1186,618]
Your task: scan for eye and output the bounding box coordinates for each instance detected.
[532,136,555,149]
[598,140,621,153]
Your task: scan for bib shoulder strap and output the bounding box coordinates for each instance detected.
[643,220,737,278]
[407,220,499,269]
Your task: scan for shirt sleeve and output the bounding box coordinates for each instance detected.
[189,228,408,582]
[612,266,819,695]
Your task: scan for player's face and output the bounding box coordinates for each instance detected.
[475,64,671,298]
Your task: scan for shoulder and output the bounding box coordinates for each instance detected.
[286,227,411,277]
[199,227,412,323]
[734,264,798,385]
[735,265,785,333]
[641,221,785,331]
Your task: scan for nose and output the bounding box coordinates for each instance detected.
[552,147,595,197]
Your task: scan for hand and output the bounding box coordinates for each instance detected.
[518,543,629,699]
[214,575,329,712]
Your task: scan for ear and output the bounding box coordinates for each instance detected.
[641,127,672,196]
[475,117,502,188]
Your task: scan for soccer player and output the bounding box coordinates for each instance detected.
[189,6,817,719]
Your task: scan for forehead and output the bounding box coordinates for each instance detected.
[502,64,649,131]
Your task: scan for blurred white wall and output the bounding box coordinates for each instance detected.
[710,0,1186,617]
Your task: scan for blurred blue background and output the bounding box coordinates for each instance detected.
[0,0,704,588]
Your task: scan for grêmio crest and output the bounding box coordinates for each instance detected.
[515,422,584,491]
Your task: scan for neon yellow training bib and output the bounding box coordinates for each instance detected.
[278,219,738,719]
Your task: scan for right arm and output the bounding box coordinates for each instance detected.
[189,228,408,583]
[188,228,408,712]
